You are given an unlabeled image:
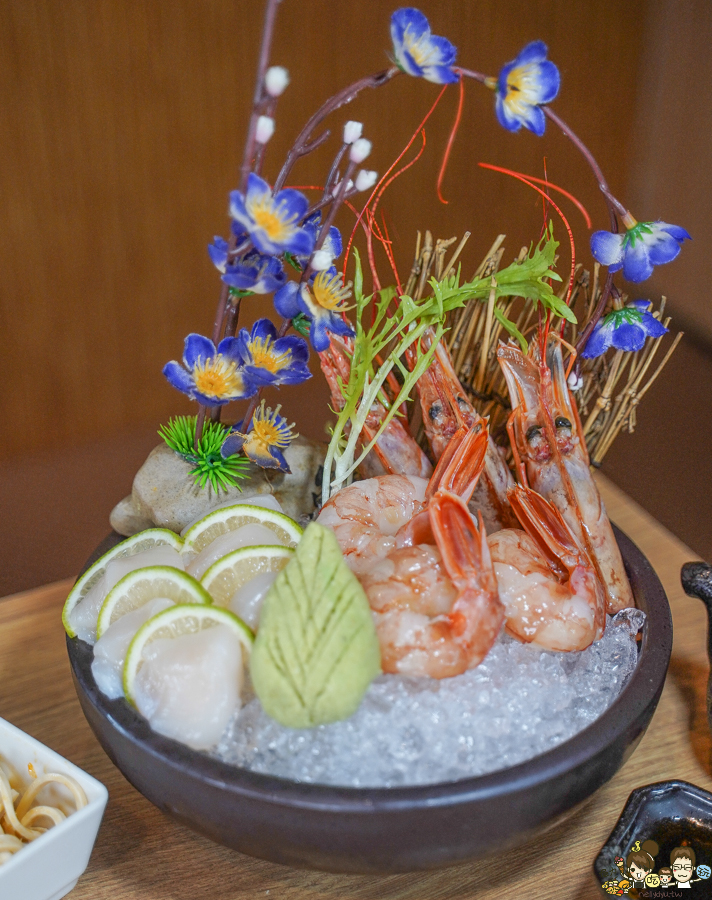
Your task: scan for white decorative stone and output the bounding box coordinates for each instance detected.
[110,436,326,536]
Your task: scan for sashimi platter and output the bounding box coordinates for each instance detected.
[64,0,683,868]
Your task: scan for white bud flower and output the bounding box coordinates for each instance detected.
[567,371,584,392]
[265,66,289,97]
[255,115,275,144]
[349,138,372,164]
[332,178,354,197]
[343,120,363,144]
[355,169,378,192]
[311,250,334,271]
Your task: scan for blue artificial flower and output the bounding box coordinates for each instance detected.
[581,300,668,359]
[163,333,257,406]
[208,239,286,294]
[229,174,314,257]
[590,220,691,283]
[390,8,458,85]
[208,236,231,273]
[221,401,297,472]
[495,41,560,136]
[300,213,343,267]
[235,318,311,387]
[274,269,355,352]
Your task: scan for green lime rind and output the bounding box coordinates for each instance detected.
[96,566,211,639]
[62,528,184,638]
[182,504,303,555]
[200,545,295,607]
[123,604,254,705]
[250,522,382,729]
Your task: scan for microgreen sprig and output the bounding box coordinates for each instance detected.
[431,225,571,351]
[321,230,569,503]
[321,250,446,504]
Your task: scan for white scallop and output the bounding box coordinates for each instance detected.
[70,545,184,644]
[91,597,175,699]
[132,625,243,750]
[228,570,279,630]
[180,494,284,538]
[186,524,284,581]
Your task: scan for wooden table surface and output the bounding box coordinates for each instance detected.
[1,474,709,899]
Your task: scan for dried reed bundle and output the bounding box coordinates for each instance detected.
[406,232,682,466]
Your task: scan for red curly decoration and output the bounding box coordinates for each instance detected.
[437,72,465,204]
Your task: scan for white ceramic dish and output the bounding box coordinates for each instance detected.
[0,717,108,900]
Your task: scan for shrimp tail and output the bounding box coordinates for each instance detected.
[426,423,489,501]
[508,484,584,576]
[429,494,504,667]
[397,422,488,547]
[508,484,607,640]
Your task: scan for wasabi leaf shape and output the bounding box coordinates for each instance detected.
[250,522,381,728]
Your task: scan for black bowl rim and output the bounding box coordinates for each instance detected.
[67,523,672,813]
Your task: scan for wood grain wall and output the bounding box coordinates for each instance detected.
[626,0,712,341]
[0,0,684,461]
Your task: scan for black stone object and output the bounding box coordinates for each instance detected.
[682,561,712,734]
[67,526,672,874]
[594,781,712,894]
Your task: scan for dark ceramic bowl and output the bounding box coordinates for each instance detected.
[594,780,712,893]
[67,525,672,874]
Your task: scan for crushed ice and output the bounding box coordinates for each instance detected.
[214,608,646,788]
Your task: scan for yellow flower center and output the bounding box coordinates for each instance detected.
[505,65,537,109]
[311,271,353,312]
[404,30,433,68]
[251,418,285,449]
[249,336,291,374]
[248,402,295,450]
[192,356,244,399]
[249,194,295,243]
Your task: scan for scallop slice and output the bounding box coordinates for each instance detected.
[186,524,284,581]
[91,597,175,699]
[70,545,184,643]
[180,494,284,538]
[228,570,279,630]
[132,624,244,750]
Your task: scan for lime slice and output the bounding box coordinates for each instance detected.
[96,566,212,639]
[182,504,303,555]
[123,604,254,705]
[63,529,184,638]
[201,545,295,607]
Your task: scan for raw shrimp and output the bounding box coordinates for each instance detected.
[498,336,633,613]
[319,334,432,480]
[488,484,606,651]
[363,494,503,677]
[316,473,429,575]
[408,326,517,532]
[320,425,505,677]
[317,424,488,574]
